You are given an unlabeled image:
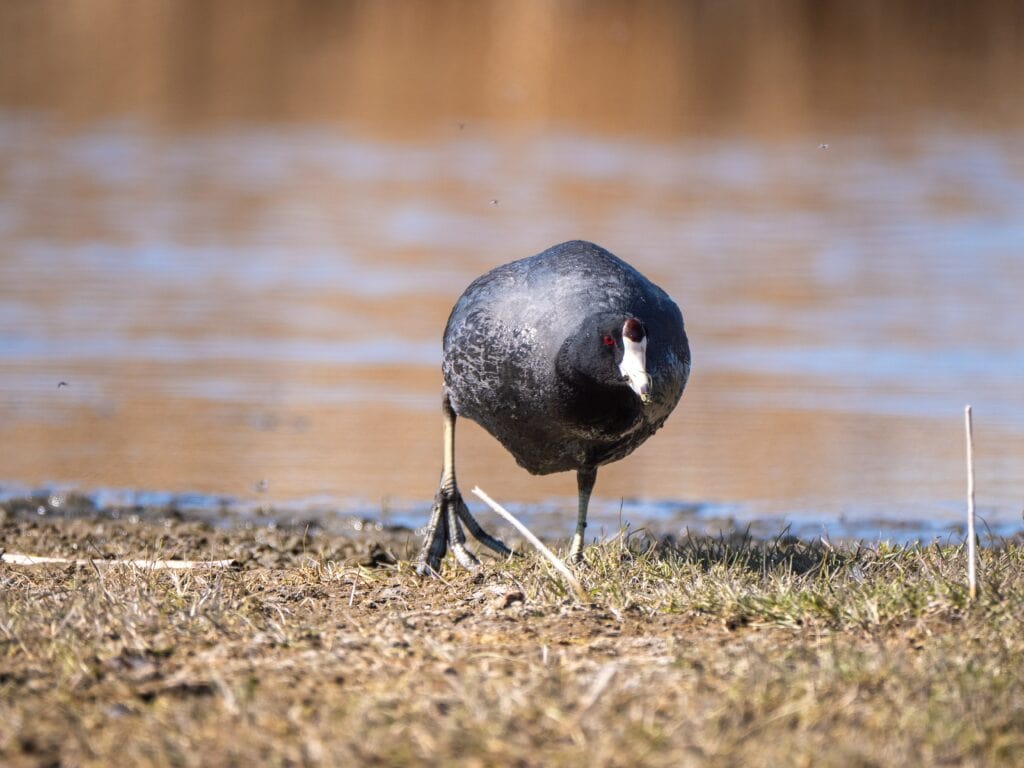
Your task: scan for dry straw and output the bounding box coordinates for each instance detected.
[472,486,589,603]
[0,553,236,569]
[965,405,977,601]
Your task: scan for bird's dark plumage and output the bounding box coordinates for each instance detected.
[417,240,691,575]
[444,240,689,472]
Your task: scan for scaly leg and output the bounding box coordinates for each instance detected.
[416,394,511,576]
[568,467,597,564]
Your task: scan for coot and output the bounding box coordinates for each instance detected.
[417,240,690,575]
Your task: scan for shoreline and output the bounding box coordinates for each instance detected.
[2,483,1014,548]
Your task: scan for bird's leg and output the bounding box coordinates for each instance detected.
[416,394,510,576]
[416,489,449,576]
[569,467,597,564]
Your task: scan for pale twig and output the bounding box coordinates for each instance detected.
[965,405,977,601]
[1,553,237,570]
[471,486,588,603]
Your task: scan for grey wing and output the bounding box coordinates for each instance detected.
[442,303,546,422]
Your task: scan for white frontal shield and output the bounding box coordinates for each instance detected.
[619,333,651,403]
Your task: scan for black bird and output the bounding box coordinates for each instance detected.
[417,240,690,575]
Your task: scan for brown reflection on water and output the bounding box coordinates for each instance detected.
[3,348,1017,519]
[1,1,1022,134]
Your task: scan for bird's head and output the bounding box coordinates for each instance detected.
[561,313,652,404]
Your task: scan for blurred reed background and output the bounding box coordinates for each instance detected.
[1,0,1022,539]
[2,1,1022,134]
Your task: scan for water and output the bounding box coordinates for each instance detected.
[1,3,1023,543]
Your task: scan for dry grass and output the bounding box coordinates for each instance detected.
[2,516,1024,767]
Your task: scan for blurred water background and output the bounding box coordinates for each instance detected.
[1,1,1023,542]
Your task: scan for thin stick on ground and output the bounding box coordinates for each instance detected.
[965,405,977,601]
[0,553,238,570]
[471,486,589,603]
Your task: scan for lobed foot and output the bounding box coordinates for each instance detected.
[415,486,512,576]
[568,534,586,565]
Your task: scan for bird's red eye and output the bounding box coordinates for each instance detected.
[602,335,615,347]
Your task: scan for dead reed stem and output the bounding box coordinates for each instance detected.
[965,405,977,601]
[471,486,589,603]
[1,553,237,569]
